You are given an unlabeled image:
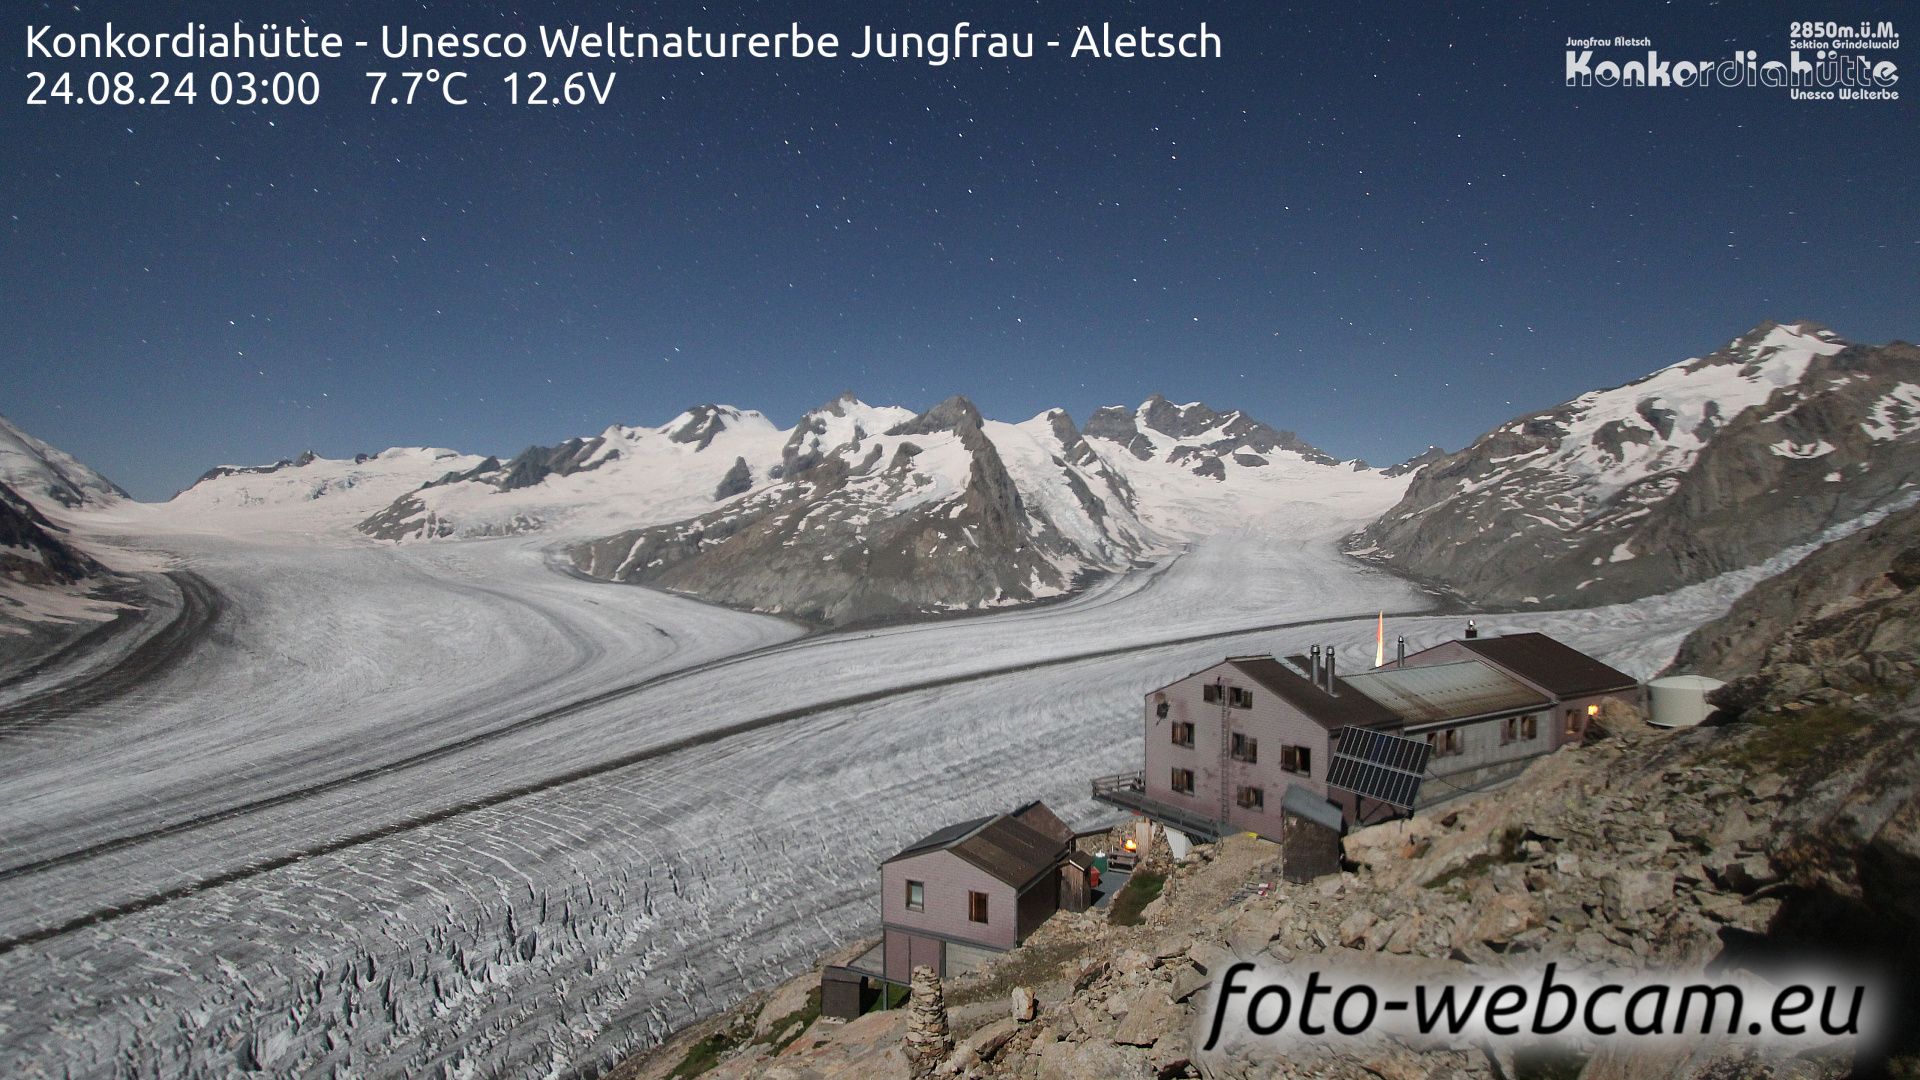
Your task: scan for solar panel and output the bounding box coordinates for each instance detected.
[1325,727,1432,810]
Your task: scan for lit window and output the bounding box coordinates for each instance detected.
[905,880,924,912]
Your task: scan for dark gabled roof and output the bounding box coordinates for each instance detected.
[887,816,993,864]
[884,813,1066,891]
[1011,800,1074,846]
[1230,656,1401,731]
[1456,633,1639,698]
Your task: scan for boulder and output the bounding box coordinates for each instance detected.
[1010,986,1036,1023]
[1335,910,1378,948]
[1602,869,1675,924]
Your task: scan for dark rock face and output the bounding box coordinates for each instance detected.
[667,404,735,450]
[713,457,754,500]
[569,395,1104,627]
[1687,504,1920,716]
[1669,503,1920,681]
[1382,446,1447,478]
[0,480,106,586]
[1348,322,1920,608]
[193,450,323,487]
[1082,406,1156,461]
[495,437,612,492]
[1082,394,1342,477]
[773,393,877,481]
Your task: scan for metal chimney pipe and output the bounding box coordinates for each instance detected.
[1309,644,1321,684]
[1397,635,1406,665]
[1325,647,1337,693]
[1465,619,1478,640]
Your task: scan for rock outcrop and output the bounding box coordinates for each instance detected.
[566,396,1134,627]
[0,479,107,586]
[1348,322,1920,609]
[1668,501,1920,682]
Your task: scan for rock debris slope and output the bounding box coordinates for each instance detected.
[1349,321,1920,609]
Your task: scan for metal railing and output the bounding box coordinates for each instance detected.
[1089,771,1223,841]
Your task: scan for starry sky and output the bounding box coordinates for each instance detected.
[4,1,1917,499]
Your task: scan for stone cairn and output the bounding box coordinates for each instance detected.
[902,964,953,1079]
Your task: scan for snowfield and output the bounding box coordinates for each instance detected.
[0,465,1830,1078]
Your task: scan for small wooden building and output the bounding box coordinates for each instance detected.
[877,802,1071,983]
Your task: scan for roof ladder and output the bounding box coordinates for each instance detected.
[1216,678,1232,830]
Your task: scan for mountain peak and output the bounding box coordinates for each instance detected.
[0,414,128,510]
[886,395,984,437]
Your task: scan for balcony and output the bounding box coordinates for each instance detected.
[1089,771,1224,842]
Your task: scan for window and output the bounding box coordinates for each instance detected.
[968,890,989,924]
[1230,732,1258,763]
[1237,785,1264,810]
[1426,729,1463,757]
[1565,709,1579,736]
[1228,687,1254,709]
[1202,683,1222,704]
[1522,714,1538,740]
[1171,767,1195,795]
[1170,721,1195,748]
[905,880,925,912]
[1501,714,1539,743]
[1280,744,1311,775]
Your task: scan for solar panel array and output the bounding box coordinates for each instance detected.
[1325,726,1432,810]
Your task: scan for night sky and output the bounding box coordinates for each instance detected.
[4,1,1916,499]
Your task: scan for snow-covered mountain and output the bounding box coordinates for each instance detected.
[169,446,490,526]
[355,405,794,541]
[0,414,127,510]
[0,480,108,589]
[1348,321,1920,608]
[563,393,1401,625]
[566,397,1146,625]
[0,421,136,671]
[324,390,1397,625]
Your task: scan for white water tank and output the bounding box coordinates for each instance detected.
[1647,674,1726,728]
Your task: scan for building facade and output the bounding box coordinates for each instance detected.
[877,803,1070,983]
[1108,629,1640,837]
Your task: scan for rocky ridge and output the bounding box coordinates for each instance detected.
[565,396,1147,628]
[0,479,109,587]
[1348,321,1920,609]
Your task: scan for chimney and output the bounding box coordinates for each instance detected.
[1465,619,1478,640]
[1396,634,1406,665]
[1309,644,1321,684]
[1324,646,1337,694]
